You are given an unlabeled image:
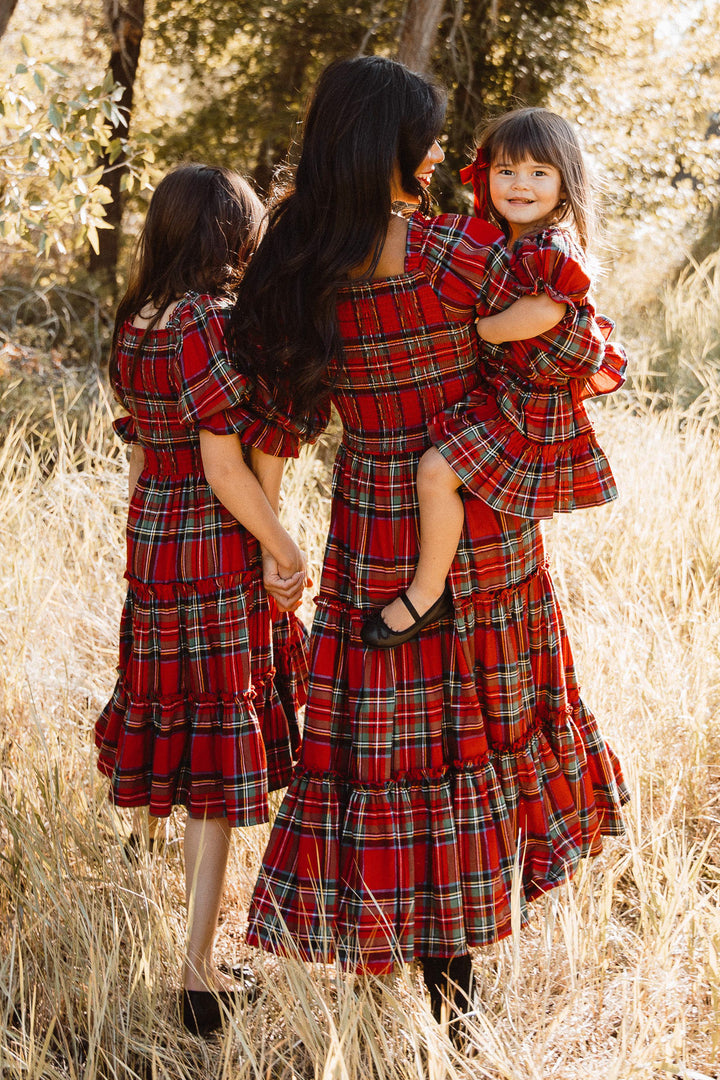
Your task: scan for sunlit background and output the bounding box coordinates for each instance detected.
[1,2,719,1078]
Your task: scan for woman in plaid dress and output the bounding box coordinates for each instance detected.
[94,165,309,1034]
[228,57,628,1038]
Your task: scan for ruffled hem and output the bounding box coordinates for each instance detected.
[95,668,301,826]
[429,392,618,519]
[246,699,628,972]
[124,569,257,601]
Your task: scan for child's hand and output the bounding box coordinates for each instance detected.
[262,547,312,612]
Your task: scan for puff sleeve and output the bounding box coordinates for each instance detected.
[409,213,519,317]
[510,228,591,309]
[172,294,251,435]
[239,375,332,458]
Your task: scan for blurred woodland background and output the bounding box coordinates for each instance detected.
[3,0,720,404]
[1,3,720,1079]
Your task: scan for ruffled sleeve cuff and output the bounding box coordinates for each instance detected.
[510,229,591,310]
[576,316,628,401]
[240,414,302,458]
[112,413,136,444]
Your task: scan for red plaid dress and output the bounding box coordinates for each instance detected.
[430,225,627,519]
[95,293,307,827]
[241,214,628,971]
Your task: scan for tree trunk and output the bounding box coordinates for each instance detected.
[0,0,18,40]
[396,0,446,73]
[88,0,145,287]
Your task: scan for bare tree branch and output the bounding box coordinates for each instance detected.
[396,0,445,73]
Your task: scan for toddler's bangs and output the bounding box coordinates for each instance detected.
[488,118,563,169]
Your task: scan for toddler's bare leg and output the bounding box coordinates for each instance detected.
[380,448,464,632]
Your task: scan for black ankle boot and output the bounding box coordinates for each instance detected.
[421,954,474,1048]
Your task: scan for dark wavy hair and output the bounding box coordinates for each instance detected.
[109,163,264,398]
[226,56,446,419]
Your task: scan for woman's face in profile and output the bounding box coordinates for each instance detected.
[391,140,445,203]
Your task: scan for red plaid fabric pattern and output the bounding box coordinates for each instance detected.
[95,293,307,827]
[241,214,628,971]
[430,226,627,520]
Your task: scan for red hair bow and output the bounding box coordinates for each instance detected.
[459,147,491,220]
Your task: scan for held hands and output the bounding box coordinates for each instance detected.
[262,543,312,612]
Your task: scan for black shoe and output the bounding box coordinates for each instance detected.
[181,988,238,1036]
[361,586,453,649]
[421,954,474,1050]
[122,833,156,863]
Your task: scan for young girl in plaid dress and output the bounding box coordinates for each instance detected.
[227,58,628,1043]
[94,164,309,1034]
[368,108,627,646]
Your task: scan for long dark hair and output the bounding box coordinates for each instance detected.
[226,56,446,419]
[109,163,264,398]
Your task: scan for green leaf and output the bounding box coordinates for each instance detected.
[20,35,31,57]
[48,103,63,130]
[15,63,28,74]
[33,72,45,93]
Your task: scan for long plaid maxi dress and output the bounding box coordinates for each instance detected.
[242,213,629,971]
[95,293,307,827]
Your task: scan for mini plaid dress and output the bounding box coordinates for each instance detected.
[95,292,307,827]
[430,225,627,519]
[240,213,628,972]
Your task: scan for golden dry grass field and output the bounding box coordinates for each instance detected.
[0,313,719,1077]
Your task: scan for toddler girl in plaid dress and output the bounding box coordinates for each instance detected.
[94,164,309,1034]
[366,108,627,647]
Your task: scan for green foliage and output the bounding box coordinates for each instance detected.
[0,37,155,259]
[147,0,596,205]
[431,0,600,205]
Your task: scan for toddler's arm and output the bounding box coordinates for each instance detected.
[477,292,566,344]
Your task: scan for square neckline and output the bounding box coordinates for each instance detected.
[338,213,423,292]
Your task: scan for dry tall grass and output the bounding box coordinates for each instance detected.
[0,364,718,1078]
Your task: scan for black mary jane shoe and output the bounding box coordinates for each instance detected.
[361,585,453,649]
[181,988,238,1036]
